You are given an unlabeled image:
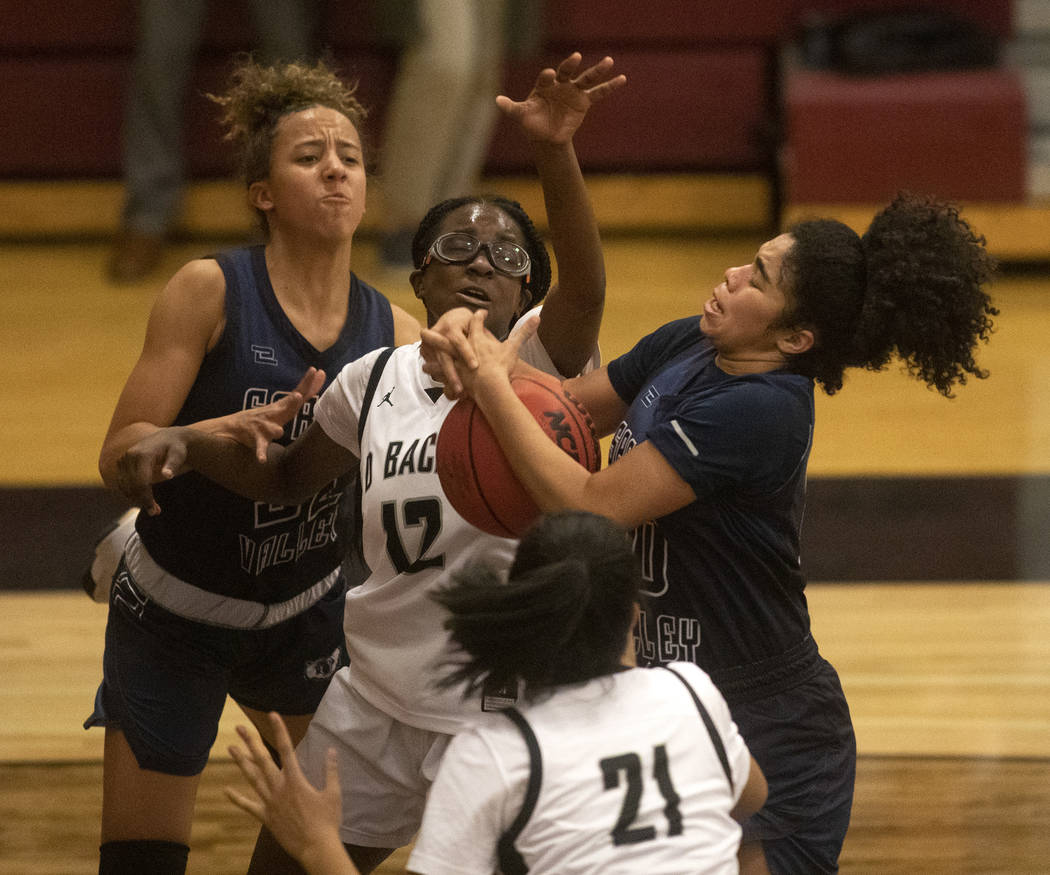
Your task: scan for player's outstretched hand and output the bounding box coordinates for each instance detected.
[226,713,356,875]
[497,52,626,146]
[115,368,325,514]
[214,367,326,461]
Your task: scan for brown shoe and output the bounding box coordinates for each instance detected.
[107,230,165,283]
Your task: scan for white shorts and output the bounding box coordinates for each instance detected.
[295,666,452,848]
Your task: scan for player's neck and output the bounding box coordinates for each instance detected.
[264,238,353,309]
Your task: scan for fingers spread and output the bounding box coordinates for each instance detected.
[238,723,280,785]
[587,73,627,103]
[293,367,325,400]
[225,786,265,822]
[267,712,297,762]
[555,52,583,80]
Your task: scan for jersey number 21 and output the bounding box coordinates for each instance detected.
[600,744,683,845]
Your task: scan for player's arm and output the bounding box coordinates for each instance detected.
[115,415,356,516]
[561,366,630,439]
[99,259,322,480]
[422,309,629,437]
[501,53,626,377]
[731,755,768,822]
[446,313,695,529]
[98,258,227,489]
[483,404,694,529]
[505,357,629,440]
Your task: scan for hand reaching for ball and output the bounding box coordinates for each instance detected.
[421,309,538,400]
[436,370,600,537]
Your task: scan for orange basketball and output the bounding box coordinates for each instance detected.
[437,373,601,537]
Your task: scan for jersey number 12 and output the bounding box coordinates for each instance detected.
[381,498,445,574]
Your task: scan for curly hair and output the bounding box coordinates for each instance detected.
[411,195,553,317]
[781,192,998,396]
[207,54,368,234]
[432,511,639,701]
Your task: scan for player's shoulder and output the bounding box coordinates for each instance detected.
[656,662,728,712]
[447,716,523,770]
[379,342,430,389]
[618,317,704,374]
[661,660,713,687]
[161,255,225,295]
[708,371,812,433]
[339,343,413,381]
[318,347,399,417]
[147,257,226,336]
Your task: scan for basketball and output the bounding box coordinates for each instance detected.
[436,373,601,538]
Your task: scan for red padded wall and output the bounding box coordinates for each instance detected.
[0,0,1016,178]
[783,68,1027,202]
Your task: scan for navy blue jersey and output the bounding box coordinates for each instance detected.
[136,245,395,602]
[607,317,818,698]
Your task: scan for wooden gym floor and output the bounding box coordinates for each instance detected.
[1,176,1049,872]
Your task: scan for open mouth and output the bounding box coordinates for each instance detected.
[456,287,491,307]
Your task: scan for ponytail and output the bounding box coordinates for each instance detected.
[857,192,997,396]
[784,192,997,396]
[433,511,640,699]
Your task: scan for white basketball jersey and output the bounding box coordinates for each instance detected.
[410,662,751,874]
[314,322,591,734]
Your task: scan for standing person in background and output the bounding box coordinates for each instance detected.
[225,511,768,875]
[107,0,322,283]
[111,53,625,875]
[372,0,543,266]
[87,57,419,875]
[423,192,998,873]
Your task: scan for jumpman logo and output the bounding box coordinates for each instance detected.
[377,386,396,407]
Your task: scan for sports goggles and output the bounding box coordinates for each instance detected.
[424,232,531,279]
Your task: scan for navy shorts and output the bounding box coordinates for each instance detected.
[733,659,856,874]
[84,560,349,776]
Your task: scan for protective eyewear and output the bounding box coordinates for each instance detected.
[424,232,531,279]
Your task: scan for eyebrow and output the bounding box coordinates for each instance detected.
[755,255,771,284]
[294,137,361,152]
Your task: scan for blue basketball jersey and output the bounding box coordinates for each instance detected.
[607,317,817,694]
[136,245,395,602]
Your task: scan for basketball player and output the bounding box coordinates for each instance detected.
[424,193,998,873]
[113,53,627,875]
[226,511,768,875]
[85,57,419,875]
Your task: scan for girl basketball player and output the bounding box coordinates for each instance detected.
[112,53,626,874]
[87,57,420,875]
[226,510,768,874]
[422,193,998,873]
